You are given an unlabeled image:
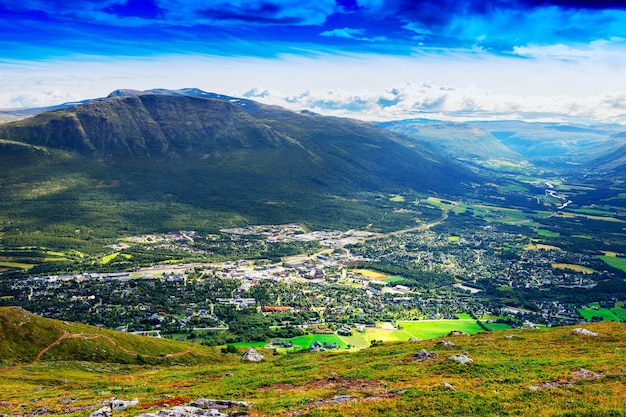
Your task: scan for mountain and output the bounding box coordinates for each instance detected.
[0,91,471,190]
[472,120,626,168]
[2,307,625,417]
[588,132,626,177]
[0,89,477,247]
[379,120,521,163]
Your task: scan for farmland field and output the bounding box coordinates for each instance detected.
[281,334,348,350]
[578,307,624,322]
[382,276,406,283]
[599,255,626,272]
[551,263,595,274]
[484,322,513,331]
[351,269,387,279]
[397,320,485,340]
[537,229,560,237]
[611,307,626,320]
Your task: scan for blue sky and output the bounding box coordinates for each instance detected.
[2,0,626,122]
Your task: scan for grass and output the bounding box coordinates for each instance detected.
[551,263,596,274]
[599,255,626,273]
[101,252,120,264]
[578,307,625,322]
[351,269,387,279]
[1,311,625,417]
[483,322,513,331]
[0,261,35,269]
[397,320,485,340]
[536,229,560,237]
[389,195,405,202]
[281,334,349,350]
[382,276,406,283]
[525,243,560,251]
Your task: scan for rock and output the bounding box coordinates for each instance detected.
[241,348,264,362]
[441,382,457,391]
[571,368,603,381]
[89,406,112,417]
[572,328,598,337]
[157,406,227,416]
[447,354,473,365]
[437,341,455,348]
[415,349,438,362]
[505,335,518,339]
[110,398,138,411]
[446,330,470,336]
[189,399,250,409]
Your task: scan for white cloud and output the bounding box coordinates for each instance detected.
[248,82,626,124]
[320,28,366,39]
[319,28,387,42]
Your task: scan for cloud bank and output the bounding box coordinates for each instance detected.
[244,82,626,124]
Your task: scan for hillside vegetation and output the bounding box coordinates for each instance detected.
[0,306,219,366]
[0,307,624,416]
[0,92,476,256]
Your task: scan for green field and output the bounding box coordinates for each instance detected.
[0,261,35,269]
[283,334,348,350]
[382,276,406,283]
[599,255,626,272]
[537,229,560,237]
[571,208,615,216]
[398,320,485,340]
[611,307,626,320]
[578,306,626,322]
[229,341,268,347]
[484,322,514,331]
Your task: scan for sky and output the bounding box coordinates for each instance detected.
[2,0,626,123]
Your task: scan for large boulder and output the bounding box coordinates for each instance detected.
[415,349,438,362]
[241,348,265,362]
[447,354,474,365]
[572,328,598,337]
[89,407,112,417]
[447,330,470,336]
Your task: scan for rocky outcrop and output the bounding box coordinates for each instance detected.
[447,354,473,365]
[572,328,598,337]
[241,348,264,362]
[447,330,470,336]
[414,349,438,362]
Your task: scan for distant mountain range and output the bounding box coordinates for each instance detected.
[380,118,626,175]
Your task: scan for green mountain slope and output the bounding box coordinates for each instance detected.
[588,132,626,177]
[380,120,521,163]
[0,92,478,253]
[0,308,624,417]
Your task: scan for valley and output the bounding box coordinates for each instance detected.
[1,89,625,416]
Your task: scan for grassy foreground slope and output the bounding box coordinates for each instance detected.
[0,306,219,366]
[1,307,625,416]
